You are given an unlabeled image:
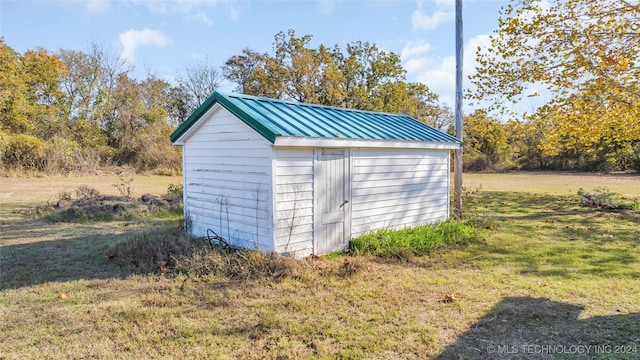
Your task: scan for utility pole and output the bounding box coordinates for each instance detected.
[454,0,464,218]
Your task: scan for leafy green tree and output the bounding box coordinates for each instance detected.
[470,0,640,167]
[21,48,69,139]
[0,39,32,134]
[463,110,513,171]
[107,74,179,171]
[223,48,277,97]
[0,41,75,172]
[222,30,443,125]
[166,85,191,126]
[0,39,181,174]
[57,45,128,151]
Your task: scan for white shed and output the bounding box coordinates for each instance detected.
[170,92,461,257]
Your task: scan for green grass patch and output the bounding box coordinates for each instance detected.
[349,219,479,258]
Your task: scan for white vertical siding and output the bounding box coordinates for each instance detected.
[182,107,274,251]
[273,148,315,257]
[350,148,450,237]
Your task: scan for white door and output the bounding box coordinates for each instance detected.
[315,148,350,255]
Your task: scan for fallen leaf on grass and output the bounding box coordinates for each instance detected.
[537,282,547,287]
[440,293,459,303]
[58,293,68,299]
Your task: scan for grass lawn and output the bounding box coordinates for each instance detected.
[1,172,639,359]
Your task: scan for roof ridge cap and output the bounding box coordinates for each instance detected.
[216,91,407,117]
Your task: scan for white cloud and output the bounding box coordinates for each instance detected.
[317,0,338,14]
[403,34,491,108]
[140,1,168,14]
[130,0,241,24]
[412,0,454,31]
[85,0,111,14]
[194,10,214,26]
[435,0,454,8]
[119,28,170,65]
[400,40,432,60]
[421,56,456,106]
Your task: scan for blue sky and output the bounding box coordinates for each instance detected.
[1,0,509,108]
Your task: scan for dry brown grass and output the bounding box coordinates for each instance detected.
[461,171,639,197]
[0,174,181,204]
[1,172,639,359]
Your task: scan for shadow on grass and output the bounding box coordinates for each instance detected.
[0,212,181,290]
[430,191,640,279]
[467,191,640,227]
[0,234,127,290]
[435,296,640,359]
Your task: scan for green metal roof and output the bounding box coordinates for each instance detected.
[170,91,461,145]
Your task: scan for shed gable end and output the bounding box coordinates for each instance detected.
[182,107,275,250]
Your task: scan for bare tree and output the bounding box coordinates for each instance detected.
[429,105,454,132]
[58,43,129,125]
[177,58,221,114]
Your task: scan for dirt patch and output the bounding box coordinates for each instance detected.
[52,193,182,221]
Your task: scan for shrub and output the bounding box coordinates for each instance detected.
[2,134,46,170]
[165,183,183,200]
[42,136,82,174]
[113,174,134,199]
[630,144,640,173]
[577,187,623,209]
[75,186,101,204]
[577,187,640,211]
[57,191,72,201]
[464,152,493,172]
[153,168,176,176]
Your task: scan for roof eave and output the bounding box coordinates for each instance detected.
[273,136,461,150]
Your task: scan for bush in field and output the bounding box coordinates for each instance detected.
[74,186,101,204]
[577,187,638,210]
[578,187,622,209]
[57,191,72,201]
[165,183,183,200]
[42,136,81,174]
[177,246,306,280]
[112,174,134,199]
[2,134,46,170]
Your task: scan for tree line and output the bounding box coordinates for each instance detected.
[0,30,455,175]
[1,40,180,174]
[2,0,639,175]
[468,0,640,172]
